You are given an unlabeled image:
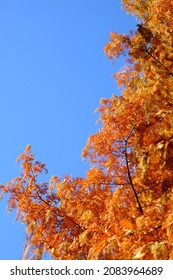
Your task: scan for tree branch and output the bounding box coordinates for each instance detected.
[124,139,144,215]
[145,48,173,77]
[36,192,85,230]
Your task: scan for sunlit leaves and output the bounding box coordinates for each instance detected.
[1,0,173,260]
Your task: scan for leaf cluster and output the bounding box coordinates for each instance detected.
[1,0,173,259]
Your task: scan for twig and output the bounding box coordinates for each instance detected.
[145,48,173,77]
[124,139,143,215]
[36,192,84,230]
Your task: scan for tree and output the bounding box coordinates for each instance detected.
[1,0,173,259]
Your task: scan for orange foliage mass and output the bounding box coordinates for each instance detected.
[1,0,173,259]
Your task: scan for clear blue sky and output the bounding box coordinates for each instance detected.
[0,0,136,259]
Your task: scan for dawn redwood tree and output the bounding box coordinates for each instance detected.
[1,0,173,259]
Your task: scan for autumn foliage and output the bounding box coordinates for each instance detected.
[1,0,173,259]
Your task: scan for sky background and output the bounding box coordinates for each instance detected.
[0,0,136,259]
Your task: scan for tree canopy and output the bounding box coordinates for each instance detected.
[1,0,173,259]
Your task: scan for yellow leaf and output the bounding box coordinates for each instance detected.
[25,144,31,152]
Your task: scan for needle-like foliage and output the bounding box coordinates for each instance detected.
[1,0,173,259]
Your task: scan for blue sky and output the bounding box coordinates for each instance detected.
[0,0,136,259]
